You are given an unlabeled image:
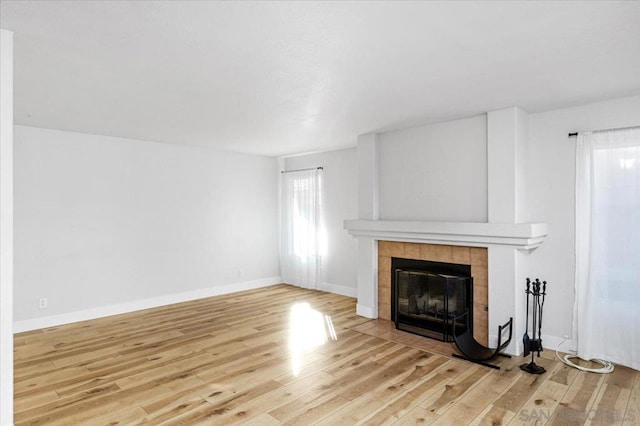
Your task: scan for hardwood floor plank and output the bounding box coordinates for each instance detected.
[176,379,283,424]
[14,366,92,396]
[433,363,527,425]
[271,334,387,387]
[507,362,569,426]
[13,391,59,417]
[623,373,639,425]
[279,393,351,425]
[315,380,414,425]
[360,361,455,425]
[588,382,632,426]
[201,371,335,424]
[140,395,212,425]
[492,361,549,413]
[336,348,429,401]
[390,368,470,426]
[13,284,639,425]
[393,405,441,425]
[419,365,490,415]
[239,413,281,425]
[547,369,606,425]
[62,405,149,426]
[469,404,517,426]
[324,340,402,376]
[14,382,123,425]
[13,360,59,383]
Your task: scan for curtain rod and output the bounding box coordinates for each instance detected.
[281,166,323,174]
[568,125,640,138]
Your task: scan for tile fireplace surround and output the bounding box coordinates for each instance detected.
[344,219,548,355]
[378,241,488,345]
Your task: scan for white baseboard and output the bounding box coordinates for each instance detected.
[14,276,282,333]
[495,333,576,357]
[542,334,576,353]
[356,304,376,318]
[321,282,357,298]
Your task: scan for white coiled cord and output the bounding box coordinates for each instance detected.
[555,339,615,374]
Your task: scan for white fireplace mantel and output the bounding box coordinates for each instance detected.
[344,219,548,250]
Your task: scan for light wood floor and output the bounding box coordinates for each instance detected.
[14,284,639,425]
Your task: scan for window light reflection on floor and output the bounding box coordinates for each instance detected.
[288,302,337,376]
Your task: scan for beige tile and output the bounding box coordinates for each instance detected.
[452,246,471,265]
[389,241,406,258]
[374,319,396,330]
[474,300,488,316]
[419,244,438,261]
[405,243,421,260]
[378,241,393,257]
[378,256,391,277]
[434,245,454,262]
[470,247,488,267]
[378,310,391,321]
[474,325,488,346]
[378,298,390,313]
[474,285,488,309]
[473,280,489,346]
[378,293,391,313]
[474,307,488,324]
[471,265,488,287]
[378,273,391,291]
[379,284,390,300]
[351,321,376,333]
[378,286,390,302]
[474,307,488,337]
[392,332,423,346]
[374,329,396,340]
[378,305,391,321]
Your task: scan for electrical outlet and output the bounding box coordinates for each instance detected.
[38,298,48,309]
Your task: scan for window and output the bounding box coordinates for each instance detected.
[280,169,322,289]
[575,127,640,370]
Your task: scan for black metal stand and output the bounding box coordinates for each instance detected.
[520,278,547,375]
[520,360,546,375]
[451,311,513,370]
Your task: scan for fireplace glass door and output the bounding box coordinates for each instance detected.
[393,267,472,342]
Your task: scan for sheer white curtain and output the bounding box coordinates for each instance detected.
[575,127,640,370]
[280,169,322,290]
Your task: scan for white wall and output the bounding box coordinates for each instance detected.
[14,125,280,328]
[284,148,358,297]
[0,27,14,426]
[378,115,487,222]
[525,95,640,343]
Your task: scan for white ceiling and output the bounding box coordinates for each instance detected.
[1,1,639,157]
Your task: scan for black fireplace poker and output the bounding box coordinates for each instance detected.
[520,278,547,375]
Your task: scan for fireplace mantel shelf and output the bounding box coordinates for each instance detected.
[344,219,548,250]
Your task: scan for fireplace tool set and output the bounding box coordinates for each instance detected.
[520,278,547,375]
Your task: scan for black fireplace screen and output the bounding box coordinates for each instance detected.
[392,258,473,342]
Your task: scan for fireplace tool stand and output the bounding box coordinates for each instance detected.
[520,278,547,375]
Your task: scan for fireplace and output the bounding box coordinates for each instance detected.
[392,257,473,341]
[377,242,489,345]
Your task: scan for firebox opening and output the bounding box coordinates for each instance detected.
[392,257,473,342]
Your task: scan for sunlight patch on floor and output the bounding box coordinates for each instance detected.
[288,302,337,376]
